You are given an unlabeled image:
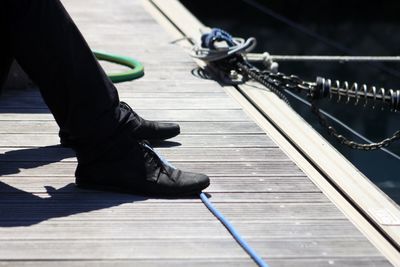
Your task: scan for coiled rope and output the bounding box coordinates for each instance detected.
[190,28,257,62]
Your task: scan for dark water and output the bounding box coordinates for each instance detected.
[181,0,400,204]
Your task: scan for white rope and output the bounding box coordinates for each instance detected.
[190,37,257,62]
[245,53,400,63]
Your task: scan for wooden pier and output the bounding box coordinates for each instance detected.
[0,0,397,266]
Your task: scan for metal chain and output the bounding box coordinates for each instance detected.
[311,100,400,150]
[231,58,400,151]
[235,61,291,105]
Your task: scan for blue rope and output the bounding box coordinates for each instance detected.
[199,192,269,267]
[201,28,235,48]
[148,113,268,266]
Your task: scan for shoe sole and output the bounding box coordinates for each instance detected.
[75,180,210,197]
[141,127,180,141]
[60,128,180,148]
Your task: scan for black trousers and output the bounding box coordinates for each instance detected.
[0,0,140,161]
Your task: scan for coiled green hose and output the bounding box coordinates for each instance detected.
[93,50,144,83]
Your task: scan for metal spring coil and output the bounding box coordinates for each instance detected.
[314,77,400,111]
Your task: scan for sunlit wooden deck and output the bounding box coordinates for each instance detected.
[0,0,392,266]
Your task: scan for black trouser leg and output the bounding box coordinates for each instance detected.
[1,0,139,161]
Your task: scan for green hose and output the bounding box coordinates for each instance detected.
[93,50,144,83]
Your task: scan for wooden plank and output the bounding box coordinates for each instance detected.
[0,97,241,110]
[209,177,317,192]
[1,90,230,98]
[0,121,264,134]
[0,147,289,162]
[0,202,345,221]
[118,81,224,93]
[2,81,222,95]
[208,203,346,220]
[0,239,249,260]
[0,134,276,147]
[0,239,382,259]
[204,192,327,202]
[157,147,290,161]
[0,220,233,239]
[0,259,258,267]
[0,258,391,267]
[0,109,251,121]
[0,161,304,177]
[0,220,364,240]
[0,192,328,204]
[0,192,328,203]
[0,176,318,193]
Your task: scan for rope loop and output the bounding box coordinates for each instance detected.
[201,28,235,49]
[191,28,257,62]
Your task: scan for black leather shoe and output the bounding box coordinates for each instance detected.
[60,101,180,148]
[119,101,180,141]
[75,137,210,196]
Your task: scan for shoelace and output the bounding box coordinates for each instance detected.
[120,101,142,121]
[140,141,176,180]
[119,101,133,112]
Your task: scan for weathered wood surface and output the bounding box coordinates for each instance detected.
[0,134,278,147]
[0,109,250,121]
[0,121,265,134]
[0,147,288,161]
[0,0,391,266]
[0,162,305,177]
[0,176,319,193]
[0,97,242,109]
[0,259,391,267]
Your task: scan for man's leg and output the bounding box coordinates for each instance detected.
[0,0,209,195]
[1,0,180,155]
[1,0,133,160]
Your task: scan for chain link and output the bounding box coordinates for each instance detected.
[230,58,400,151]
[235,61,291,105]
[311,100,400,150]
